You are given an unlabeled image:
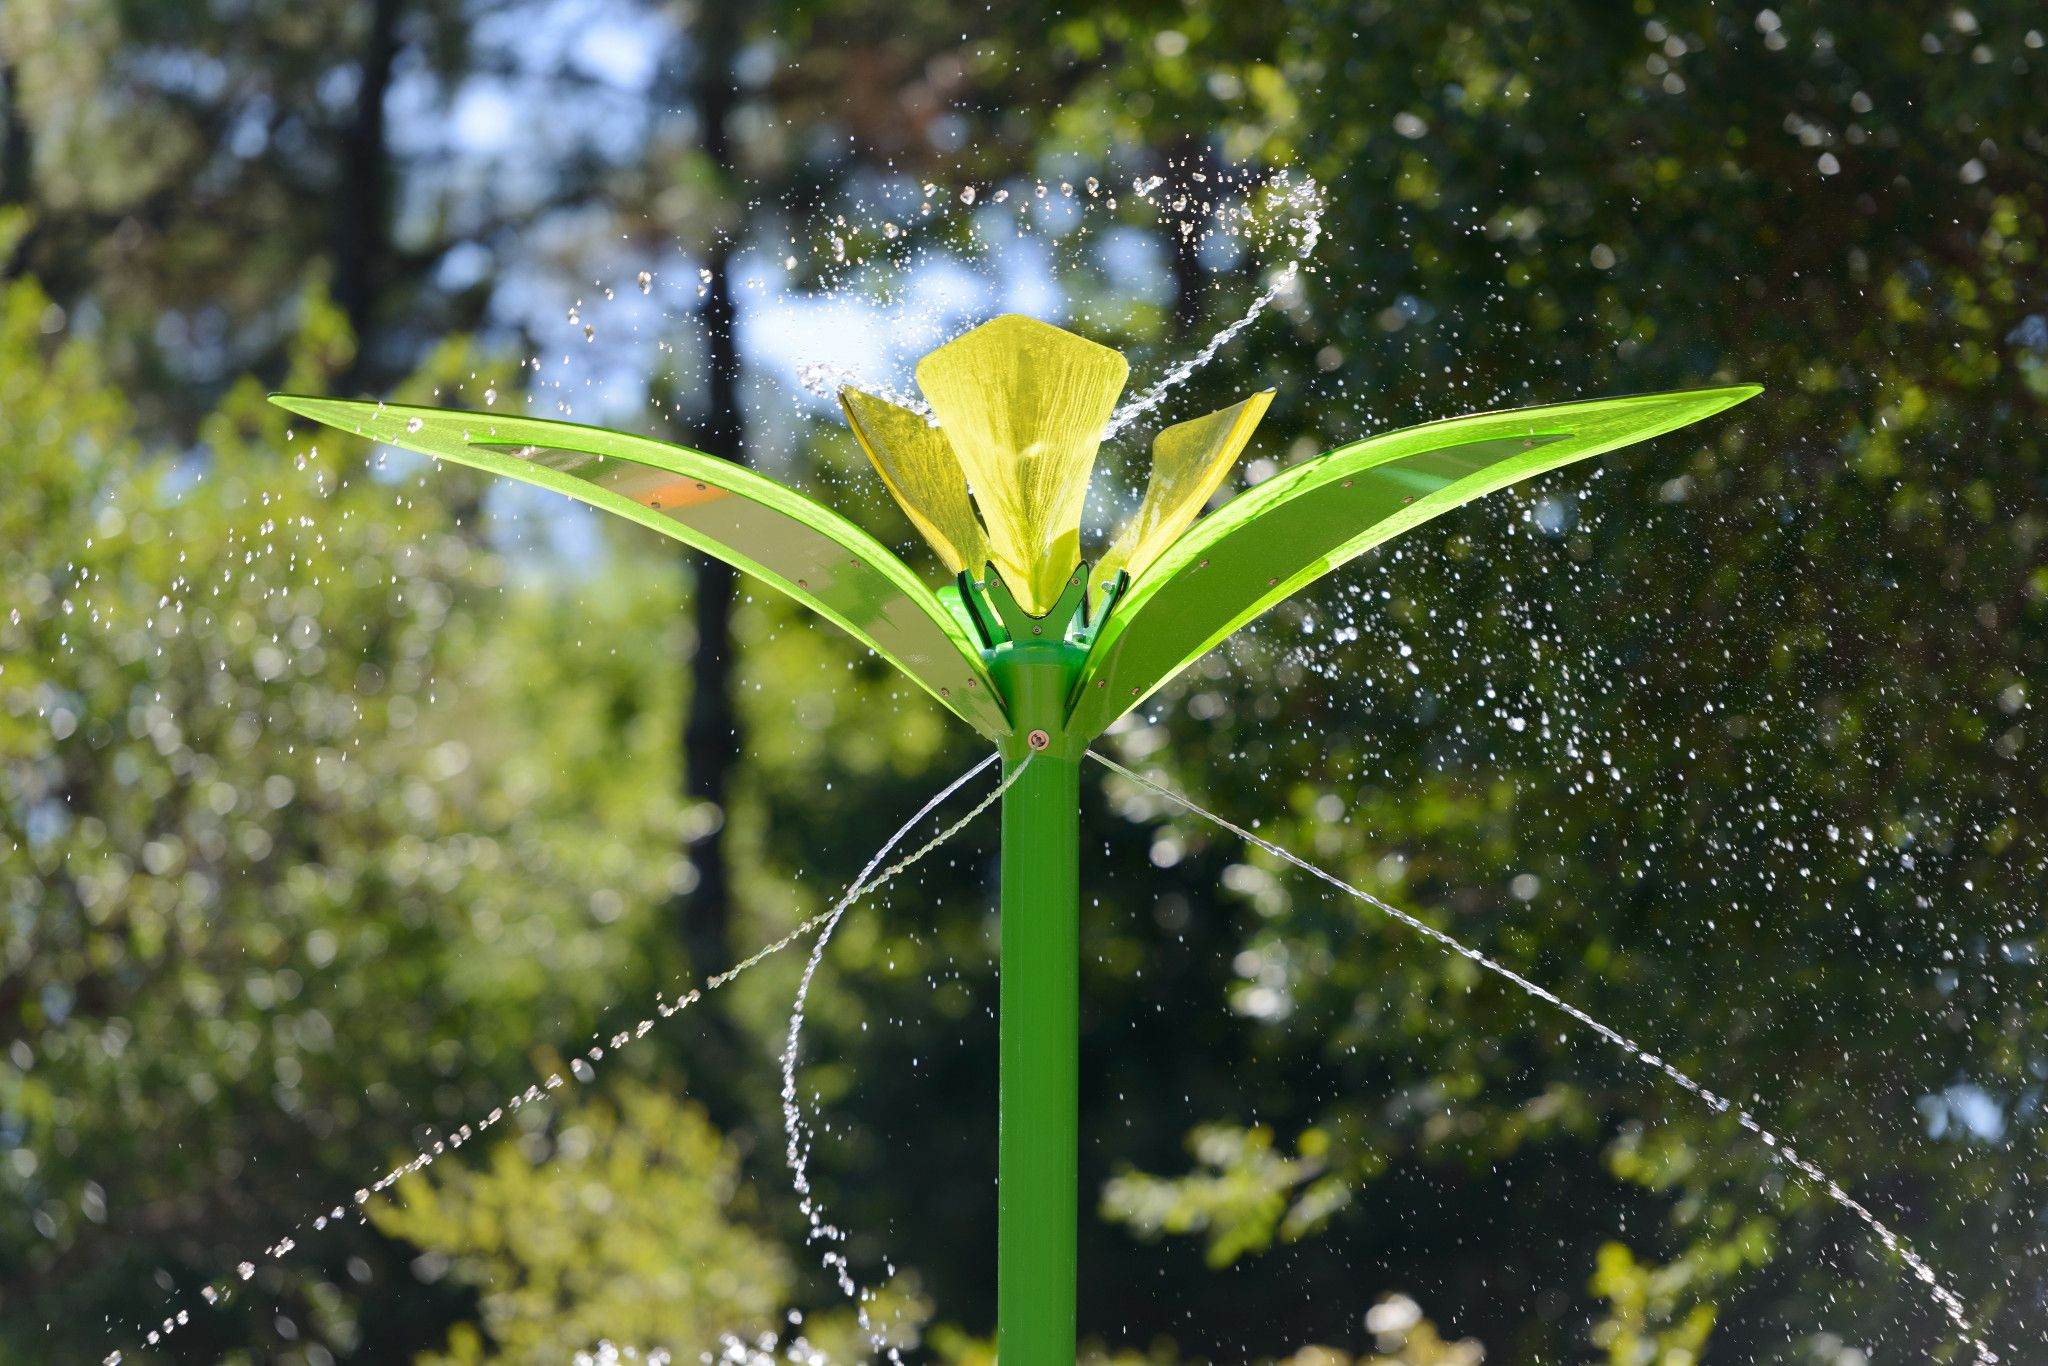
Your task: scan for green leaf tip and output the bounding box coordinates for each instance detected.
[1066,383,1765,740]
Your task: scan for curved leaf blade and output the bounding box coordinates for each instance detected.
[270,394,1009,740]
[1068,386,1761,739]
[839,388,989,574]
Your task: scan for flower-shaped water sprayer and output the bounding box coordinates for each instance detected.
[273,314,1757,1363]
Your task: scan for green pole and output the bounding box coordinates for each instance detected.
[988,637,1086,1364]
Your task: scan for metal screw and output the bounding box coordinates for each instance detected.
[1027,729,1052,751]
[1031,625,1043,635]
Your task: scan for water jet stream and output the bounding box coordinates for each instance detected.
[774,753,1023,1364]
[104,758,1011,1366]
[1101,176,1324,441]
[1088,749,2002,1366]
[793,169,1326,441]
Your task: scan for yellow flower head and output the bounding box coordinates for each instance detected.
[841,314,1273,616]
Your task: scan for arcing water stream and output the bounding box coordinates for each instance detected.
[1099,173,1323,441]
[104,736,2003,1363]
[101,757,1015,1365]
[769,755,1019,1365]
[765,761,1025,1365]
[1087,750,2004,1366]
[790,166,1326,442]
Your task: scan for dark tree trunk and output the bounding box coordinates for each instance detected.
[678,5,746,978]
[0,58,34,278]
[333,0,402,382]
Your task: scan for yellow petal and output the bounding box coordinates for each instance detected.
[1100,389,1275,586]
[915,314,1129,615]
[840,389,990,574]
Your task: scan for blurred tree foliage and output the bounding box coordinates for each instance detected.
[368,1085,791,1362]
[0,267,711,1357]
[2,2,2045,1364]
[0,0,486,421]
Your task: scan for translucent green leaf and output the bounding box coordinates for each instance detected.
[1068,386,1762,739]
[269,394,1009,740]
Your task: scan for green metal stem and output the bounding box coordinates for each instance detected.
[997,744,1080,1363]
[987,631,1087,1364]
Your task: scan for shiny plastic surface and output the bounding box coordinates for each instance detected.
[268,394,1010,739]
[1097,389,1275,587]
[839,388,990,575]
[915,314,1128,615]
[1067,386,1763,739]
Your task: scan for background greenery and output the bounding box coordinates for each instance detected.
[2,2,2043,1362]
